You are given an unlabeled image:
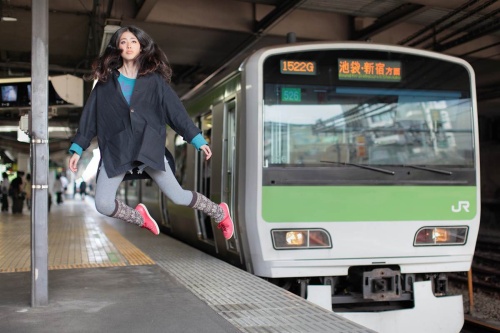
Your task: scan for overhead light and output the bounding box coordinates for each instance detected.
[99,25,121,56]
[1,16,17,22]
[4,150,15,161]
[1,0,18,22]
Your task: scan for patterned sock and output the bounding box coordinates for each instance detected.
[189,191,224,223]
[111,199,144,227]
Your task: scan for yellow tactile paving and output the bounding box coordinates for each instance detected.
[0,198,154,273]
[99,222,155,266]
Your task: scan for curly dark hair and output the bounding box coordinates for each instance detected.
[87,26,172,83]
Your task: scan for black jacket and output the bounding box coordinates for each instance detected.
[72,71,200,178]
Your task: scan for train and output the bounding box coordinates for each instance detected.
[118,42,480,333]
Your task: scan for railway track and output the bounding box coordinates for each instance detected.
[450,236,500,293]
[461,316,500,333]
[470,236,500,293]
[455,234,500,332]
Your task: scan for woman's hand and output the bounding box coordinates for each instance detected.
[69,153,81,173]
[200,145,212,160]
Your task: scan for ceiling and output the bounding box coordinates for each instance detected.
[1,0,500,165]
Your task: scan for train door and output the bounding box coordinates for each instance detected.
[195,113,215,242]
[162,131,185,229]
[222,100,239,253]
[163,132,189,230]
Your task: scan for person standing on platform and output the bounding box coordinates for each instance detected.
[24,173,32,210]
[79,180,87,200]
[54,175,64,205]
[60,174,68,199]
[1,172,9,212]
[9,171,24,214]
[68,26,233,239]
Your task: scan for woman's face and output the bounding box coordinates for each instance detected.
[118,31,141,61]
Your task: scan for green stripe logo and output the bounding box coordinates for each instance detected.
[262,186,477,222]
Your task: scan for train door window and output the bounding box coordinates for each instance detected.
[174,134,188,185]
[196,114,215,241]
[125,180,139,208]
[116,181,126,202]
[222,100,239,252]
[160,191,171,228]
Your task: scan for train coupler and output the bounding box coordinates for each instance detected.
[363,268,402,301]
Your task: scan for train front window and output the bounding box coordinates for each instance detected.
[262,50,474,169]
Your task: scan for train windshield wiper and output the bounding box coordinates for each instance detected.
[404,165,453,175]
[321,160,395,175]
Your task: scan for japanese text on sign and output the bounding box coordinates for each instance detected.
[338,59,402,82]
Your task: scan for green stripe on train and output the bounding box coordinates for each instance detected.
[262,186,477,222]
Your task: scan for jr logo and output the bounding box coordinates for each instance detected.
[451,201,470,213]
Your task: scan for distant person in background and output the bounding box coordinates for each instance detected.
[79,180,87,200]
[54,175,64,205]
[9,171,24,214]
[1,172,9,212]
[68,25,233,239]
[60,174,68,198]
[24,173,32,210]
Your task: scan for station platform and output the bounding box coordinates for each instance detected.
[0,197,375,333]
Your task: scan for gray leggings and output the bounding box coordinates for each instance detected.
[95,158,193,216]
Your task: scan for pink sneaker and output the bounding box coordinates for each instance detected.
[217,203,234,240]
[135,203,159,235]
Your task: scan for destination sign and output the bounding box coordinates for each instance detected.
[338,59,402,82]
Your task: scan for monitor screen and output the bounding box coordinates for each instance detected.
[27,84,31,101]
[1,85,18,102]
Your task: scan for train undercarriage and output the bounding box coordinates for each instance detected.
[267,265,451,312]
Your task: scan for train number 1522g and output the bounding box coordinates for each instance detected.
[280,60,316,75]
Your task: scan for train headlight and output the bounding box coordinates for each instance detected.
[414,226,468,246]
[286,231,304,245]
[271,229,332,249]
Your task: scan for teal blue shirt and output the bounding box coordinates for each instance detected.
[117,73,135,105]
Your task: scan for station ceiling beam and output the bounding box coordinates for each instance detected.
[398,0,482,46]
[351,3,426,41]
[181,0,305,100]
[431,8,500,52]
